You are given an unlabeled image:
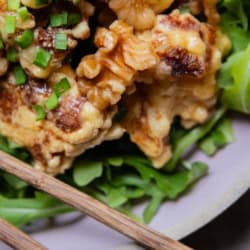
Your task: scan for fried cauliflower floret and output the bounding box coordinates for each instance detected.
[109,0,174,30]
[123,11,226,167]
[76,20,158,111]
[123,76,218,167]
[0,66,124,175]
[136,10,223,83]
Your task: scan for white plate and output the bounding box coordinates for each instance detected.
[1,114,250,250]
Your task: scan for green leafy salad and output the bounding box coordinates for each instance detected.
[0,0,250,227]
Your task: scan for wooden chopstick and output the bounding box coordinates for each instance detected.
[0,218,46,250]
[0,150,192,250]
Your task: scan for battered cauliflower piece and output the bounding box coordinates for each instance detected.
[0,66,123,175]
[123,11,226,167]
[109,0,174,30]
[0,0,120,175]
[76,20,158,111]
[150,11,219,78]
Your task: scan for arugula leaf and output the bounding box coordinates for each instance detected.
[0,136,30,161]
[143,195,164,224]
[164,108,226,171]
[107,157,124,167]
[218,53,242,89]
[219,0,250,53]
[3,173,28,190]
[73,160,103,186]
[219,44,250,113]
[124,156,208,198]
[0,193,73,227]
[199,117,235,156]
[105,187,128,208]
[220,0,248,30]
[219,0,250,114]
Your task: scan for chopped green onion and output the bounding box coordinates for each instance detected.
[0,39,4,49]
[67,13,81,26]
[35,0,48,6]
[7,47,17,62]
[4,16,16,34]
[17,7,29,21]
[55,33,67,50]
[33,105,46,121]
[54,78,71,97]
[33,48,52,69]
[16,30,34,49]
[8,0,20,11]
[45,92,59,110]
[179,7,191,14]
[50,12,68,27]
[14,65,27,85]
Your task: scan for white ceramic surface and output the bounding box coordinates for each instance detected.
[1,114,250,250]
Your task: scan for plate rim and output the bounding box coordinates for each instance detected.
[164,164,250,240]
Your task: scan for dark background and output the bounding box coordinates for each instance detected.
[183,190,250,250]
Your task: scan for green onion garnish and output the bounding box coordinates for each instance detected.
[0,39,4,49]
[35,0,48,6]
[44,78,71,111]
[33,48,52,69]
[16,30,34,49]
[54,78,71,97]
[7,47,17,62]
[45,92,59,110]
[50,12,68,27]
[33,105,46,121]
[14,65,27,85]
[67,13,81,26]
[8,0,20,10]
[17,7,29,21]
[4,16,16,34]
[55,33,67,50]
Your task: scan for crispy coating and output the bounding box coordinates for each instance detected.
[123,11,226,167]
[76,20,158,110]
[0,0,125,175]
[0,66,123,175]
